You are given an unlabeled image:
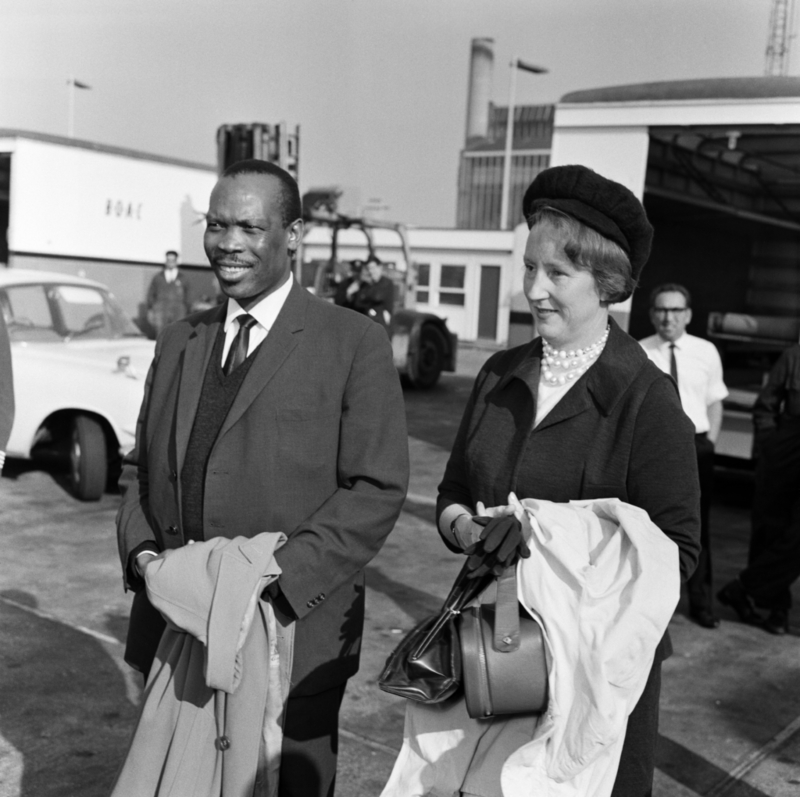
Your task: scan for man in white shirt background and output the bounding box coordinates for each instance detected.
[640,283,728,629]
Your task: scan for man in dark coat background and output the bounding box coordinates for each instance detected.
[117,159,409,796]
[346,256,395,332]
[145,249,191,336]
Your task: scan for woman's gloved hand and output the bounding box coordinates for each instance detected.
[464,514,530,578]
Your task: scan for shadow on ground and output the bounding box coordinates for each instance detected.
[403,374,474,451]
[0,593,137,797]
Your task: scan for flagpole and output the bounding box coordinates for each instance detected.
[499,58,518,231]
[68,76,75,138]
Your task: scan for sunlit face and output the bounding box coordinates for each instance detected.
[523,221,608,351]
[204,174,302,310]
[650,290,691,342]
[165,253,178,270]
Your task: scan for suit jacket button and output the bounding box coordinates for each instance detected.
[165,525,178,535]
[217,736,230,751]
[170,470,177,481]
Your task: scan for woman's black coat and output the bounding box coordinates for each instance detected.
[438,318,701,645]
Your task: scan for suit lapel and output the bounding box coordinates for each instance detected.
[175,306,225,476]
[216,281,308,440]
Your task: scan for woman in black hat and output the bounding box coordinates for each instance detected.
[435,165,701,795]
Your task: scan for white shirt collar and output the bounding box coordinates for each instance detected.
[658,332,684,352]
[223,274,293,333]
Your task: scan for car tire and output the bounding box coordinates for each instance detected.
[69,415,107,501]
[408,325,446,388]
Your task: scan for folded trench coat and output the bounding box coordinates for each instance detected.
[111,532,295,797]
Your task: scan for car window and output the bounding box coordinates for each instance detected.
[51,285,114,339]
[49,284,144,340]
[2,285,61,342]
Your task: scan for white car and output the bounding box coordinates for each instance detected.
[1,269,155,500]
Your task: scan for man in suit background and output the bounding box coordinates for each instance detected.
[117,159,409,796]
[145,249,191,336]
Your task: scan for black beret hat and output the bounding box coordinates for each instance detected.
[522,165,654,282]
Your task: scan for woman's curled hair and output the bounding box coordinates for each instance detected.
[527,207,635,304]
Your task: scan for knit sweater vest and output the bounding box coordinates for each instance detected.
[181,325,259,542]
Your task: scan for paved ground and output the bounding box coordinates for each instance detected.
[1,343,799,796]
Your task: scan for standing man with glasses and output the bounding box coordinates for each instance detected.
[117,159,409,796]
[640,283,728,629]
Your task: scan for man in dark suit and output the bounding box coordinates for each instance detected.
[117,159,409,796]
[145,249,191,336]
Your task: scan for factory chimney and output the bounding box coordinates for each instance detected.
[465,37,494,143]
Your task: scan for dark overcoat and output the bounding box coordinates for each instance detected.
[117,280,409,696]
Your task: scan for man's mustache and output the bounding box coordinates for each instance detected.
[212,259,254,268]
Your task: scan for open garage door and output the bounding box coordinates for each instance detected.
[630,123,800,460]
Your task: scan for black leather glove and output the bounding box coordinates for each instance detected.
[464,514,530,578]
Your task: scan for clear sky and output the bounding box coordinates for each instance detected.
[1,0,775,227]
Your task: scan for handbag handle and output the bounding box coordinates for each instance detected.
[409,561,491,661]
[492,566,522,653]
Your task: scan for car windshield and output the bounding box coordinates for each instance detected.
[0,283,144,342]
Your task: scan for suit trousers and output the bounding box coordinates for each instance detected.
[279,683,347,797]
[687,434,715,611]
[610,660,662,797]
[741,418,800,610]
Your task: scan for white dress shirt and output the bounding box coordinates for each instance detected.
[220,275,293,365]
[639,332,728,433]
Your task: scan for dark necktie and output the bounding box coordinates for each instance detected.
[223,314,258,376]
[669,343,678,386]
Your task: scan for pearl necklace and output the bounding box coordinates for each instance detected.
[541,326,610,386]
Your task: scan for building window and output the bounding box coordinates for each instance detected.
[416,263,430,303]
[440,265,466,306]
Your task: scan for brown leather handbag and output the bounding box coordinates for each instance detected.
[458,566,548,719]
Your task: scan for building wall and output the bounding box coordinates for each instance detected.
[456,104,554,230]
[456,151,550,230]
[2,135,216,267]
[302,226,520,344]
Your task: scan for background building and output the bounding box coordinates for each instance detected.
[456,38,553,230]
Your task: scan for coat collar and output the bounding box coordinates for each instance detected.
[496,317,650,429]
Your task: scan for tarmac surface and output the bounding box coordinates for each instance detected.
[1,341,799,796]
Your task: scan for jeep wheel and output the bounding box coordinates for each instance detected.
[409,325,446,388]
